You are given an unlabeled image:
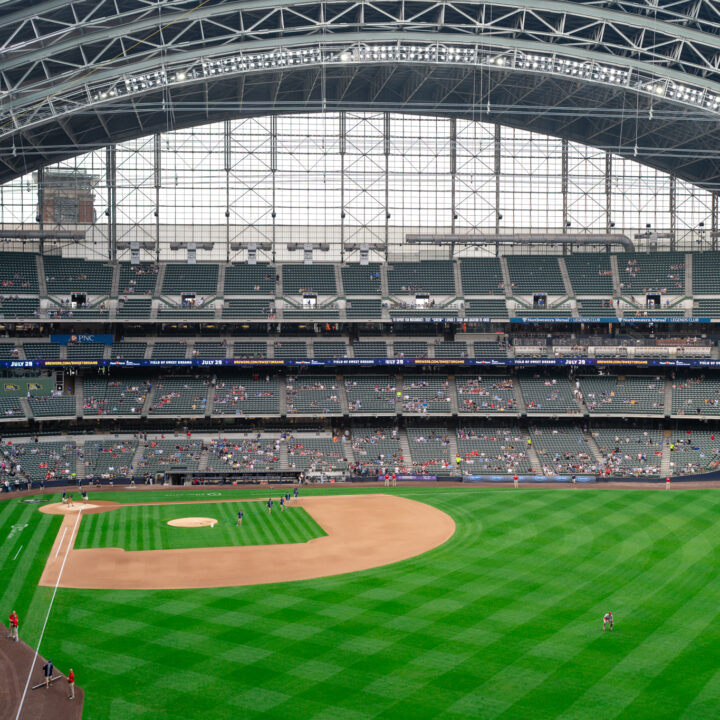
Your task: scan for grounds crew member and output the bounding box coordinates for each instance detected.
[8,609,18,641]
[43,660,54,688]
[67,668,75,700]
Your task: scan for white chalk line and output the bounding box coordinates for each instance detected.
[54,527,68,559]
[12,545,23,561]
[14,508,83,720]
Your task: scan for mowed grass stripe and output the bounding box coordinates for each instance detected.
[73,502,324,551]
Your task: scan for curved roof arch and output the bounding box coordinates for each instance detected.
[0,0,719,188]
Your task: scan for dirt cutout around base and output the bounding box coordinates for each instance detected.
[167,517,217,528]
[38,495,455,590]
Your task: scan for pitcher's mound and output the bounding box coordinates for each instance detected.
[167,517,217,528]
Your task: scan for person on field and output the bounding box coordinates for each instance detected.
[43,660,54,688]
[8,609,18,641]
[82,491,88,503]
[267,498,273,515]
[67,668,75,700]
[294,486,299,500]
[603,611,613,632]
[236,510,243,526]
[571,474,577,487]
[666,476,671,490]
[280,496,285,512]
[513,474,519,489]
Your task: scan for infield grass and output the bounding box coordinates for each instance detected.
[74,501,326,551]
[4,487,720,720]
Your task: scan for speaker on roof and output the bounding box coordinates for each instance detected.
[130,242,141,265]
[247,243,258,265]
[359,244,370,266]
[187,243,197,265]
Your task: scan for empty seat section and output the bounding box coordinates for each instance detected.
[286,375,341,414]
[0,252,39,293]
[345,376,396,413]
[473,341,508,358]
[531,428,598,474]
[84,440,138,477]
[0,344,19,360]
[29,396,76,417]
[695,299,720,317]
[222,299,274,319]
[111,342,147,360]
[393,341,428,357]
[692,252,720,294]
[578,299,616,317]
[24,342,60,360]
[283,308,340,320]
[67,343,105,360]
[431,341,465,358]
[162,264,218,294]
[313,342,347,359]
[615,251,685,294]
[287,436,349,470]
[83,377,149,415]
[580,376,665,415]
[148,377,209,415]
[224,263,275,294]
[407,428,452,473]
[213,375,279,415]
[387,261,455,294]
[206,437,279,471]
[593,430,663,476]
[117,298,152,318]
[282,265,337,294]
[672,376,720,416]
[193,342,226,359]
[119,263,158,295]
[0,398,24,418]
[341,264,382,295]
[668,431,720,474]
[456,375,517,414]
[464,299,508,318]
[152,342,187,359]
[158,307,215,319]
[400,375,451,414]
[519,376,579,414]
[346,299,383,318]
[564,254,614,295]
[459,257,504,294]
[457,427,532,473]
[0,298,39,318]
[274,341,307,359]
[232,342,267,358]
[44,256,112,294]
[506,255,565,294]
[353,341,388,358]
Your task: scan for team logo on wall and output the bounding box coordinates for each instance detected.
[20,497,50,504]
[28,383,41,391]
[3,383,19,391]
[69,334,79,344]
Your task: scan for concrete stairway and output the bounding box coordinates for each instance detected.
[398,429,412,470]
[279,439,289,470]
[610,254,622,299]
[36,256,47,297]
[153,264,166,297]
[513,379,526,414]
[453,260,463,297]
[558,257,575,297]
[334,264,344,296]
[279,382,288,415]
[380,264,389,297]
[525,436,542,474]
[448,376,459,414]
[500,256,513,297]
[685,252,692,297]
[20,398,32,420]
[217,264,226,297]
[75,376,85,417]
[75,440,86,480]
[664,378,673,418]
[131,442,147,473]
[110,264,120,297]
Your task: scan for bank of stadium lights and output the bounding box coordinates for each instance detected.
[87,43,720,114]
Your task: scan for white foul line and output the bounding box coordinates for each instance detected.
[12,545,23,561]
[54,527,68,559]
[14,509,83,720]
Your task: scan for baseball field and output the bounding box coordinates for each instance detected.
[3,485,720,719]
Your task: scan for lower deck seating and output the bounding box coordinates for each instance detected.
[457,427,532,473]
[0,398,24,418]
[671,377,720,416]
[117,299,153,318]
[84,440,138,478]
[407,428,452,473]
[456,375,516,414]
[287,436,349,471]
[351,428,406,474]
[531,427,598,474]
[148,377,208,415]
[136,438,204,473]
[668,431,720,475]
[206,437,280,472]
[24,343,60,360]
[593,429,663,476]
[0,298,39,318]
[0,441,76,482]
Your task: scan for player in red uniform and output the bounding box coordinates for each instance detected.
[603,611,613,631]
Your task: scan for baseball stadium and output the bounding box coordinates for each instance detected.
[3,0,720,718]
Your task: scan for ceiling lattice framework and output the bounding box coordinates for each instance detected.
[0,0,720,188]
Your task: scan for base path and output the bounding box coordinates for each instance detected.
[38,495,455,590]
[0,625,83,720]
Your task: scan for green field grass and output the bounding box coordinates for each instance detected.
[74,501,326,551]
[4,487,720,720]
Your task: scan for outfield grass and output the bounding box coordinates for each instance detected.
[4,487,720,720]
[74,501,326,551]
